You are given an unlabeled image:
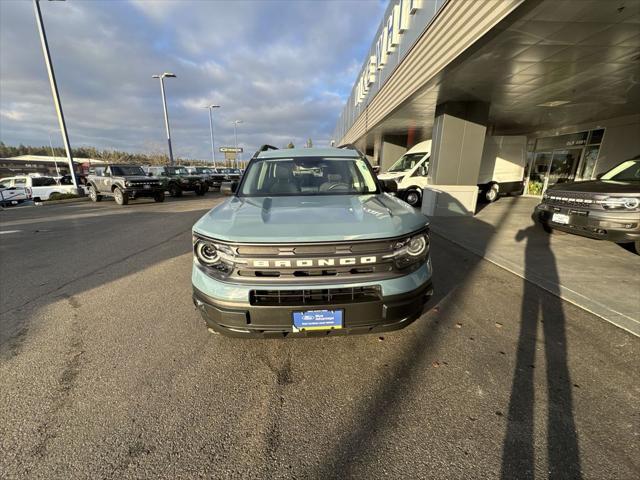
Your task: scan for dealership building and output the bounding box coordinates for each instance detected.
[334,0,640,213]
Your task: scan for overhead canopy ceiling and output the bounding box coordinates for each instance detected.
[360,0,640,147]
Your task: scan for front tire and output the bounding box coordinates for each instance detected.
[196,184,207,196]
[88,185,102,202]
[485,184,499,202]
[113,187,129,205]
[169,184,182,197]
[404,189,422,207]
[153,191,165,202]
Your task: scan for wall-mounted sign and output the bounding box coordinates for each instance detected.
[219,147,243,153]
[354,0,423,106]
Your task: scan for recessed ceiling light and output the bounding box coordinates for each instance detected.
[537,100,571,107]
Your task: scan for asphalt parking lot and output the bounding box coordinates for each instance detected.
[1,196,638,479]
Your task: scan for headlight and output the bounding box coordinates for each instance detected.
[602,197,640,210]
[407,235,427,256]
[193,236,247,277]
[384,231,430,268]
[125,181,132,187]
[195,240,219,265]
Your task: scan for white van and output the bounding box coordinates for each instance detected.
[379,136,526,207]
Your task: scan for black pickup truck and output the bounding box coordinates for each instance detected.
[87,164,165,205]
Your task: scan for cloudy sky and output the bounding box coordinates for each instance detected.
[0,0,385,160]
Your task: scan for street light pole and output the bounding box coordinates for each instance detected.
[152,72,176,165]
[33,0,79,190]
[232,120,242,169]
[205,105,220,168]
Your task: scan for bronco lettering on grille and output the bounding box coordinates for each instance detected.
[251,256,377,268]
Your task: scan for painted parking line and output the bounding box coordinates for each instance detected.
[0,230,23,235]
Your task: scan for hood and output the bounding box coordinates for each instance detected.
[377,172,406,181]
[548,180,640,195]
[193,194,428,243]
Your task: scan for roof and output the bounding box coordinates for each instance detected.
[257,147,360,159]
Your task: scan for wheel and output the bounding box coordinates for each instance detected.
[632,240,640,255]
[88,185,102,202]
[169,184,182,197]
[33,197,41,203]
[113,187,129,205]
[485,184,499,202]
[153,191,165,202]
[404,189,422,207]
[196,184,207,196]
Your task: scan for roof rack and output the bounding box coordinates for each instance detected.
[251,144,279,160]
[337,143,366,157]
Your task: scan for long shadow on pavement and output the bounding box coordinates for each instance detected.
[501,225,581,479]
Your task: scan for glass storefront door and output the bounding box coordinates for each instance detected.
[547,148,582,188]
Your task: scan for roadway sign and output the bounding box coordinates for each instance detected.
[219,147,243,153]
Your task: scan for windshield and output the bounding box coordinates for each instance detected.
[600,159,640,181]
[239,157,379,196]
[111,166,144,176]
[166,167,189,175]
[387,152,427,172]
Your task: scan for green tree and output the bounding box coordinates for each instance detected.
[286,142,295,149]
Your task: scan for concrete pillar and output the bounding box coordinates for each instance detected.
[422,102,489,216]
[379,134,408,171]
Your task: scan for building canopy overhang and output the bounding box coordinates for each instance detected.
[338,0,640,149]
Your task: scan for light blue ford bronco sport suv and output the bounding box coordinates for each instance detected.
[192,145,433,337]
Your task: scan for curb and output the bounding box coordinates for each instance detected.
[430,228,640,338]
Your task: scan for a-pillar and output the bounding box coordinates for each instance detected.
[423,101,489,216]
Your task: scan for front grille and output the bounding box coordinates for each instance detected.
[545,191,599,208]
[250,286,382,306]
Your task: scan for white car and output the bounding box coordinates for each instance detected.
[0,178,32,206]
[0,175,78,202]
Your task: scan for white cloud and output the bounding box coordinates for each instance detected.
[0,0,386,158]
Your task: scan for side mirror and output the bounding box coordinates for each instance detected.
[380,179,397,193]
[147,172,153,177]
[221,181,238,195]
[372,166,381,174]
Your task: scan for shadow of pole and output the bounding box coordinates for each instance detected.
[501,225,582,479]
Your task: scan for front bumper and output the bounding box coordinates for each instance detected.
[192,261,434,338]
[534,203,640,243]
[125,187,163,198]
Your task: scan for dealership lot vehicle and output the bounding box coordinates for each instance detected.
[378,136,526,207]
[0,175,79,202]
[534,156,640,254]
[146,165,207,197]
[185,166,218,190]
[87,164,165,205]
[0,179,31,206]
[191,146,433,337]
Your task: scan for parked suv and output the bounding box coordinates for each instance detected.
[146,166,207,197]
[534,156,640,254]
[87,164,164,205]
[191,146,433,337]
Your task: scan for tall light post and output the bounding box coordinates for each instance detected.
[33,0,79,191]
[152,72,176,165]
[232,120,242,168]
[204,105,220,168]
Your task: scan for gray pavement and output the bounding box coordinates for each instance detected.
[1,196,638,479]
[430,196,640,337]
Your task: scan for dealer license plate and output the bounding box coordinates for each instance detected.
[552,212,570,224]
[292,309,343,332]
